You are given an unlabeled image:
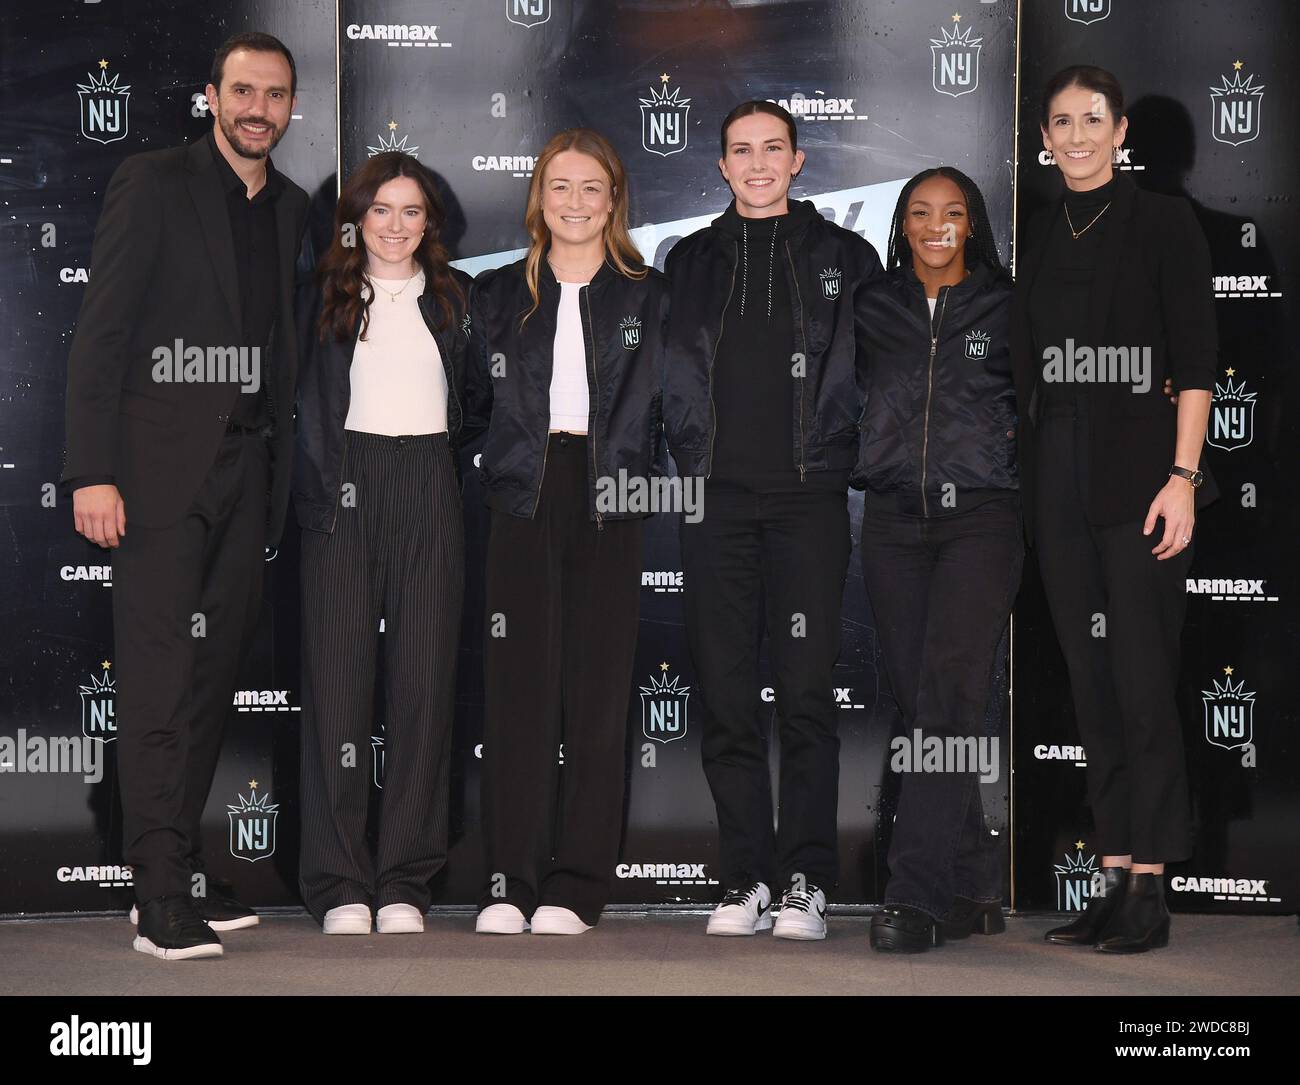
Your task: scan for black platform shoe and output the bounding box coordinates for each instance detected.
[1095,872,1171,954]
[941,896,1006,940]
[870,905,944,953]
[1044,865,1127,946]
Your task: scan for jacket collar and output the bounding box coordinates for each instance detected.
[711,197,821,251]
[537,246,620,291]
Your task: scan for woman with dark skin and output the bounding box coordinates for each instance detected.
[853,167,1020,952]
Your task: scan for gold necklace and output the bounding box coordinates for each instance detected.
[548,257,602,280]
[368,270,420,302]
[1064,201,1111,240]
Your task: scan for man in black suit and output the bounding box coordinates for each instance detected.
[62,32,310,960]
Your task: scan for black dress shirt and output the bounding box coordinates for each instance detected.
[208,129,282,429]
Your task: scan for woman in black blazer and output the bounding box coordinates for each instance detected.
[1012,66,1217,953]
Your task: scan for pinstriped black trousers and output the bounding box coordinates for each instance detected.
[297,431,464,923]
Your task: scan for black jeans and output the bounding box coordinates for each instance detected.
[478,434,643,926]
[111,432,270,902]
[297,432,464,923]
[680,485,851,891]
[861,493,1023,920]
[1033,408,1193,862]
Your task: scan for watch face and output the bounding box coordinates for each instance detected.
[1192,470,1205,487]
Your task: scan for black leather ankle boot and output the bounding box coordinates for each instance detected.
[1044,865,1127,946]
[1095,872,1171,953]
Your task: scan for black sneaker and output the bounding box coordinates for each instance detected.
[133,894,224,960]
[195,877,259,931]
[128,878,258,932]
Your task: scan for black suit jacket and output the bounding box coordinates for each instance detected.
[1011,173,1219,540]
[62,135,310,544]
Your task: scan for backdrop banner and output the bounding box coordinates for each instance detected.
[0,0,1289,919]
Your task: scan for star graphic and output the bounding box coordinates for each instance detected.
[1225,366,1236,377]
[659,661,670,672]
[101,659,112,670]
[1074,839,1086,851]
[98,58,108,69]
[1223,665,1234,676]
[952,11,962,22]
[659,72,669,85]
[1232,59,1244,71]
[248,778,259,789]
[387,119,398,131]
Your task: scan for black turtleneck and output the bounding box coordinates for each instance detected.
[710,199,839,491]
[1030,173,1118,410]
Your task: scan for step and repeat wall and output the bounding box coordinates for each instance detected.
[1011,0,1298,915]
[0,0,1292,917]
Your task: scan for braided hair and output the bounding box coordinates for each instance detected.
[885,166,1010,283]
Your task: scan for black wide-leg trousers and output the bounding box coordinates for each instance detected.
[477,434,643,927]
[298,431,464,922]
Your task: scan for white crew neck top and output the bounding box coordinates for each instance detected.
[549,280,590,433]
[345,271,448,436]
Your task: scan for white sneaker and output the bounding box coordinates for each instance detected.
[475,903,530,934]
[323,903,372,935]
[376,903,424,934]
[773,882,828,941]
[530,906,593,935]
[706,882,773,936]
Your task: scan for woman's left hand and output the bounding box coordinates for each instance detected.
[1144,477,1196,559]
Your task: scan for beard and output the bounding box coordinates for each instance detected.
[218,111,286,160]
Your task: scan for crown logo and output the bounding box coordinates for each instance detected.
[639,82,692,111]
[620,315,641,329]
[78,668,114,696]
[1052,846,1097,877]
[930,23,983,49]
[1210,70,1265,99]
[820,267,841,280]
[227,788,280,815]
[76,68,131,96]
[366,124,420,158]
[1201,677,1255,702]
[638,671,690,698]
[966,329,991,344]
[1213,375,1257,402]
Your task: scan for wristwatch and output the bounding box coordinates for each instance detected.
[1170,465,1204,488]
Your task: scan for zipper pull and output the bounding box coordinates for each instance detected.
[596,511,605,533]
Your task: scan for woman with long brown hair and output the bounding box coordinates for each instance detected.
[293,152,475,935]
[469,129,669,935]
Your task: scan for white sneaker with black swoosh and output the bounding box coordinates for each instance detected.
[773,883,827,940]
[706,882,772,936]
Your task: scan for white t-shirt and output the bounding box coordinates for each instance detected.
[549,280,590,432]
[345,271,448,436]
[927,295,937,317]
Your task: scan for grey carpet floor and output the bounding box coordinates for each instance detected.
[1,911,1295,996]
